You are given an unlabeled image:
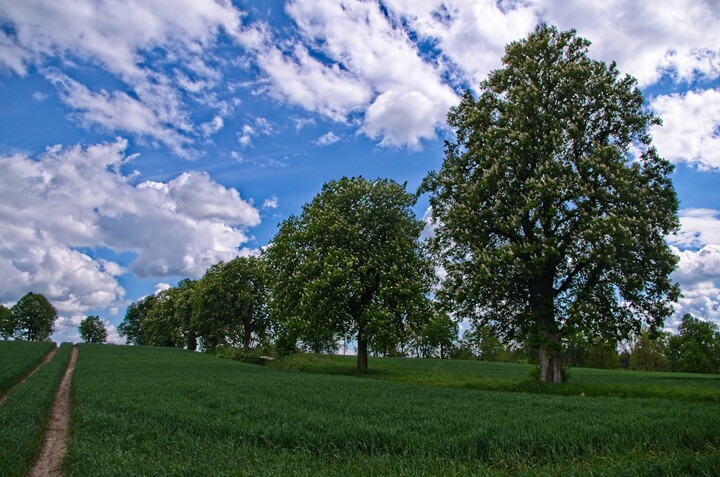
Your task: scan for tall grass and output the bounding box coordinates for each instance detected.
[0,343,73,477]
[0,340,55,396]
[64,345,720,476]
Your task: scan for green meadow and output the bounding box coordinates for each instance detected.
[0,342,72,477]
[58,344,719,476]
[0,340,55,396]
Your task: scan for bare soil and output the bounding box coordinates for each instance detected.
[29,346,78,477]
[0,346,58,406]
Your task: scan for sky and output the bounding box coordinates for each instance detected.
[1,0,719,344]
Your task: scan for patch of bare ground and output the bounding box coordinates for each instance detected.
[29,346,78,477]
[0,346,58,407]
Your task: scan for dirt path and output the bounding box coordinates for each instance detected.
[29,346,79,477]
[0,346,58,407]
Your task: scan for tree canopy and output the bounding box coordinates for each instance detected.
[11,292,56,341]
[79,315,108,343]
[266,177,435,371]
[668,314,720,374]
[192,256,269,351]
[420,25,679,383]
[0,304,14,339]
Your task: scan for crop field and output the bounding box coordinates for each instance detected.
[0,342,73,477]
[0,340,55,396]
[61,344,720,476]
[272,353,720,402]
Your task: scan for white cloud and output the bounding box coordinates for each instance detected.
[669,209,720,249]
[0,0,251,154]
[650,89,720,170]
[237,117,273,147]
[0,139,260,313]
[262,196,279,209]
[314,131,340,146]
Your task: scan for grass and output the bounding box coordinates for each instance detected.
[0,340,55,396]
[63,344,720,476]
[0,342,73,477]
[269,353,720,402]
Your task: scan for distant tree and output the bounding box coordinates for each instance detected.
[584,341,621,369]
[420,310,458,359]
[11,292,56,341]
[267,177,435,371]
[142,288,186,348]
[79,315,108,343]
[0,304,14,340]
[462,324,502,361]
[119,295,156,345]
[420,25,679,383]
[193,256,269,351]
[668,314,720,374]
[630,330,670,371]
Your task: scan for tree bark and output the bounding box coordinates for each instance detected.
[357,325,368,372]
[539,331,563,383]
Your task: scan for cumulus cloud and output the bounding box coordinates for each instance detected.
[0,139,260,313]
[314,132,340,146]
[250,0,459,147]
[650,89,720,170]
[237,117,273,147]
[262,196,279,209]
[0,0,251,154]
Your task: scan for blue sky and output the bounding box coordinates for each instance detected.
[1,0,719,343]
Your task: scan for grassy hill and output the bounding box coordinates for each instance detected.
[60,344,720,476]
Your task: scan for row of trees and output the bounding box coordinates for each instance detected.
[0,292,57,341]
[121,25,692,383]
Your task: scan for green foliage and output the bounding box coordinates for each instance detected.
[630,330,670,371]
[10,292,57,341]
[119,294,156,345]
[78,316,107,344]
[461,324,504,361]
[0,343,72,477]
[0,340,54,396]
[61,345,720,476]
[139,279,198,350]
[266,177,435,370]
[192,257,269,351]
[417,310,458,358]
[420,25,679,383]
[215,346,276,365]
[668,314,720,374]
[0,304,14,339]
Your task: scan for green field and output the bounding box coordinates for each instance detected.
[0,342,73,477]
[270,353,720,402]
[62,345,720,476]
[0,340,55,396]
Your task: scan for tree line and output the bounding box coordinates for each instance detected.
[117,25,713,382]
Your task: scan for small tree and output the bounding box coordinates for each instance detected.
[267,177,435,371]
[79,316,108,343]
[119,294,156,345]
[420,25,679,383]
[668,314,720,374]
[0,304,14,340]
[630,330,670,371]
[193,256,269,351]
[420,310,458,359]
[11,292,56,341]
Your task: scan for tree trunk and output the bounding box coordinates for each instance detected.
[357,326,368,372]
[243,320,252,350]
[538,331,563,383]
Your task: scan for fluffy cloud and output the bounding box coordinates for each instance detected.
[252,0,459,147]
[649,89,720,170]
[0,0,251,154]
[314,132,340,146]
[0,139,260,313]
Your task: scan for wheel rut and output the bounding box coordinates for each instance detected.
[0,346,58,407]
[29,345,79,477]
